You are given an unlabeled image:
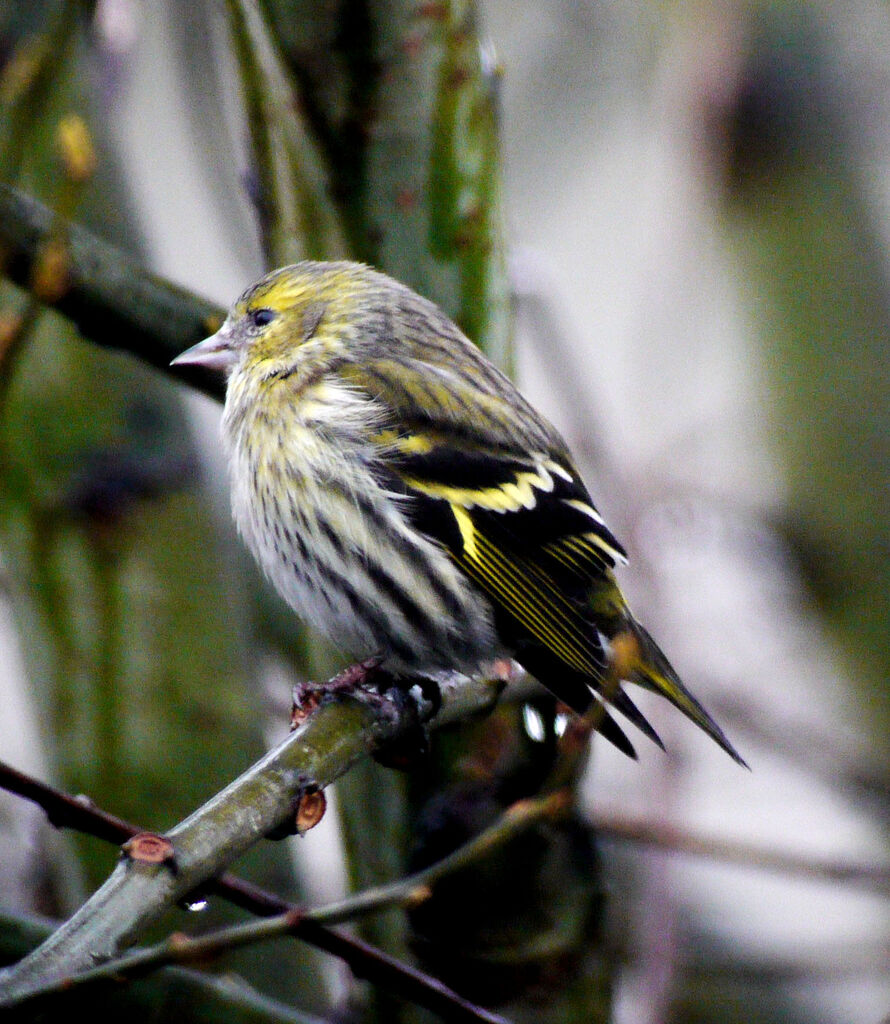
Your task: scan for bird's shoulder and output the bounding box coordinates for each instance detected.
[335,348,558,456]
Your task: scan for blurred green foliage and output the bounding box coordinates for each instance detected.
[722,7,890,752]
[0,2,608,1022]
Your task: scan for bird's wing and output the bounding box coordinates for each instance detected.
[340,354,625,562]
[339,355,564,453]
[341,358,681,757]
[340,354,623,656]
[390,438,622,670]
[378,427,663,755]
[337,358,748,766]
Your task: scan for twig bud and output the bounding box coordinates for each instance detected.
[57,114,97,183]
[122,832,176,869]
[295,788,326,834]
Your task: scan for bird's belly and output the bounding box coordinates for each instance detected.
[227,421,496,673]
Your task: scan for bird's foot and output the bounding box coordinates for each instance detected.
[370,679,434,771]
[290,656,389,729]
[290,659,436,772]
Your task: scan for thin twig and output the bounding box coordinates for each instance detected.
[307,789,572,926]
[1,907,508,1024]
[593,810,890,892]
[6,745,889,910]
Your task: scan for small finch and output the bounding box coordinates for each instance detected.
[173,261,745,765]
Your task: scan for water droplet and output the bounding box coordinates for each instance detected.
[522,703,546,743]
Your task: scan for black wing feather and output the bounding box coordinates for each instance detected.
[377,430,664,758]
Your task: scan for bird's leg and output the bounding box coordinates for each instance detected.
[370,678,431,771]
[290,659,437,771]
[270,656,403,840]
[290,655,388,729]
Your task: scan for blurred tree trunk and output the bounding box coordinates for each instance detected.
[0,2,609,1021]
[0,0,325,1008]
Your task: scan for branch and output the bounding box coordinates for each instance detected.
[307,790,572,926]
[0,182,225,397]
[0,670,503,1013]
[593,810,890,892]
[1,792,570,1021]
[224,0,348,265]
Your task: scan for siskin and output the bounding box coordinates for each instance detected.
[173,261,745,765]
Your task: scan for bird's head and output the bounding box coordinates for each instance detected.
[171,262,377,381]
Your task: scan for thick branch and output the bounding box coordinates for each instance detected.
[0,672,502,1007]
[0,182,225,397]
[2,792,566,1023]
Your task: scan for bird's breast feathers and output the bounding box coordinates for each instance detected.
[221,371,495,669]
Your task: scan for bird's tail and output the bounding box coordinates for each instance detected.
[590,577,748,767]
[619,618,748,767]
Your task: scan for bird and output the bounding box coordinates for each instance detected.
[172,261,746,765]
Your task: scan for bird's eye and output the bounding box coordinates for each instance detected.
[249,308,276,329]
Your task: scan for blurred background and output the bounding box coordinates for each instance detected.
[0,2,887,1022]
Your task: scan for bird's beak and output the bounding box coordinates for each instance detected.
[171,328,237,373]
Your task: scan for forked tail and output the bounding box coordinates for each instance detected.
[619,617,749,768]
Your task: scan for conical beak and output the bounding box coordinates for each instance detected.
[171,328,237,373]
